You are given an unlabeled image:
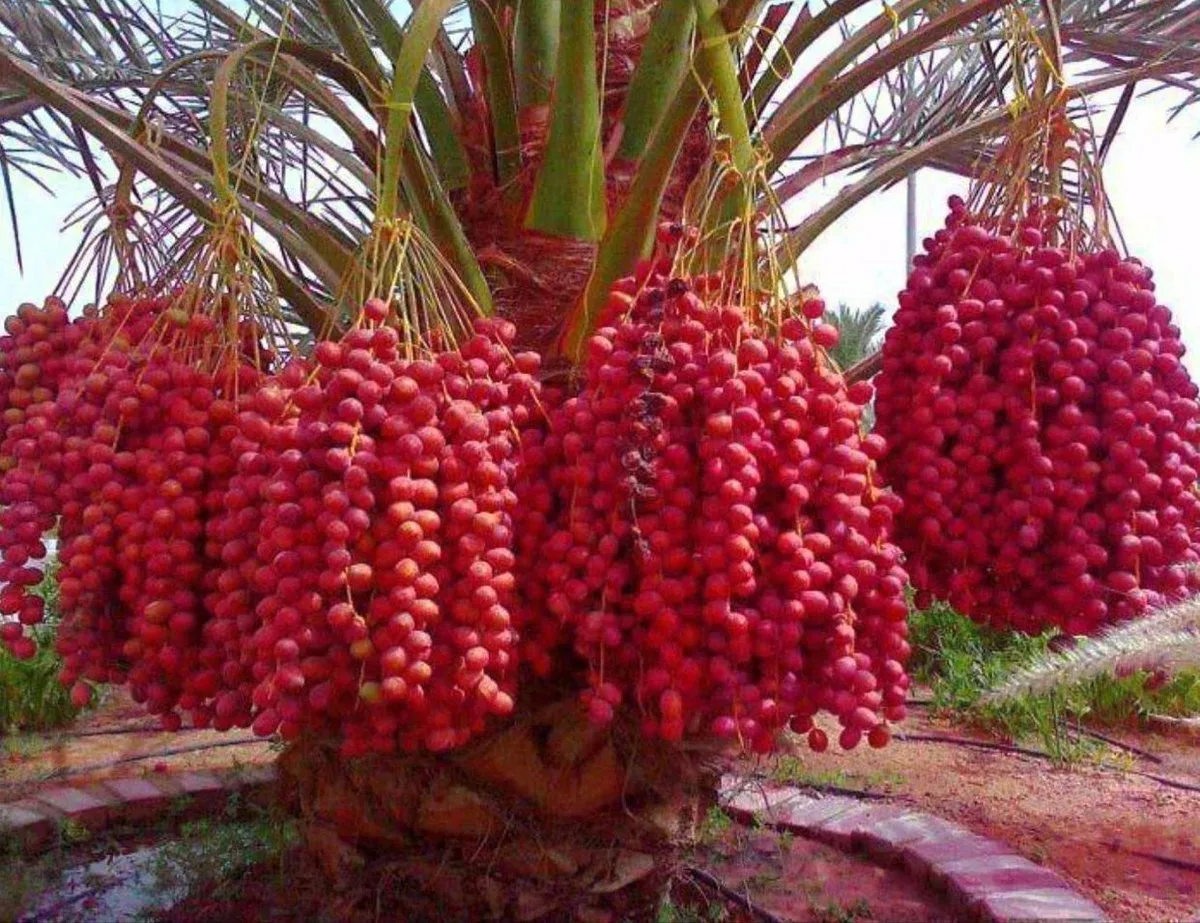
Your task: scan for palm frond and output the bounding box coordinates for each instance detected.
[829,0,1200,152]
[762,0,1200,239]
[4,0,1200,332]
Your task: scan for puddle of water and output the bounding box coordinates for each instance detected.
[18,843,187,923]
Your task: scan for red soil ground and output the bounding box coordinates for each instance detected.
[777,710,1200,923]
[0,689,273,803]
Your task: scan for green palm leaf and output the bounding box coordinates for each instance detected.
[1,0,1198,339]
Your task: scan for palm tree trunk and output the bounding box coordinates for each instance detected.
[278,698,724,921]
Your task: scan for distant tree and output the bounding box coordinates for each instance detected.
[823,303,888,371]
[823,303,888,430]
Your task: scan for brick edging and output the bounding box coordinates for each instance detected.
[0,763,279,855]
[718,775,1107,923]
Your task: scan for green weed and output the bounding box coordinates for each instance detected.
[56,817,91,847]
[743,868,782,891]
[0,567,100,733]
[146,803,298,900]
[656,897,728,923]
[0,851,59,923]
[812,897,873,923]
[771,755,903,792]
[697,806,732,844]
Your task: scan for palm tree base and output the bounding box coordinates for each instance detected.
[277,699,726,921]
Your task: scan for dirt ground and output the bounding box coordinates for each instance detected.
[151,826,956,923]
[3,691,1199,922]
[774,709,1200,923]
[0,689,273,803]
[688,822,958,922]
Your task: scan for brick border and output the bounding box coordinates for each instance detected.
[719,775,1107,922]
[0,764,279,856]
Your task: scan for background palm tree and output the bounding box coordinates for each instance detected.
[824,302,888,371]
[825,302,888,429]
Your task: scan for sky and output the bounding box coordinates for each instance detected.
[3,21,1200,365]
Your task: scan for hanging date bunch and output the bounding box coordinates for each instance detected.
[518,156,911,755]
[875,98,1200,635]
[0,292,166,659]
[15,214,286,725]
[220,219,543,757]
[0,201,289,740]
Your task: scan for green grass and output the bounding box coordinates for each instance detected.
[697,805,732,844]
[656,895,729,923]
[145,798,299,903]
[909,602,1200,762]
[0,566,98,733]
[770,756,904,793]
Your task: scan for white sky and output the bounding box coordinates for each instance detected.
[3,18,1199,365]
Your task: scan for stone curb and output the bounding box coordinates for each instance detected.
[1,763,280,855]
[719,775,1108,923]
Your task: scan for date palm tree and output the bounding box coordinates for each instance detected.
[825,301,887,428]
[3,1,1200,918]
